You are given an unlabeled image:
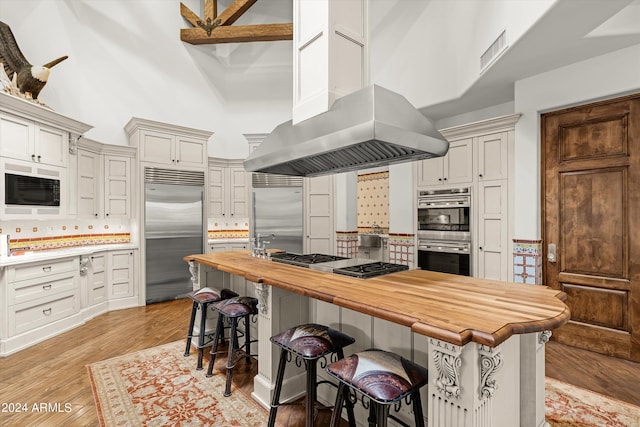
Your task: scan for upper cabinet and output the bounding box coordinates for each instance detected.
[124,117,211,170]
[417,138,474,187]
[477,132,508,182]
[77,139,135,219]
[208,158,249,219]
[0,113,68,167]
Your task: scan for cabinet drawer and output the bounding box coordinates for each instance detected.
[9,273,76,306]
[10,292,78,336]
[10,258,77,282]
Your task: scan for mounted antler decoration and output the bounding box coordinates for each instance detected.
[0,21,68,103]
[180,0,293,44]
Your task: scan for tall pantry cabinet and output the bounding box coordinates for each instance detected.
[417,114,520,281]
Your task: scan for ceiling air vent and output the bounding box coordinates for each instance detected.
[480,30,507,71]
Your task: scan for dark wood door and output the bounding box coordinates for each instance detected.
[542,93,640,362]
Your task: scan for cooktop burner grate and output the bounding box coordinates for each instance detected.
[270,252,348,267]
[333,262,409,279]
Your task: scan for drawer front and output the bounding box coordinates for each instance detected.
[10,292,78,336]
[10,258,77,282]
[88,285,106,306]
[10,273,76,306]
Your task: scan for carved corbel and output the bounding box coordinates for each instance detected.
[68,133,81,154]
[430,338,462,399]
[539,330,552,344]
[188,260,199,289]
[254,283,269,315]
[479,345,504,399]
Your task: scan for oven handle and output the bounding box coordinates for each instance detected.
[418,198,470,208]
[418,242,470,254]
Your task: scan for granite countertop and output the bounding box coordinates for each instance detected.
[0,243,139,267]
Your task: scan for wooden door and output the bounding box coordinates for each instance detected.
[542,93,640,361]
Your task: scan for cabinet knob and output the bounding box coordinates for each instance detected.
[37,155,41,161]
[106,213,109,217]
[95,213,98,217]
[479,246,483,251]
[479,174,483,178]
[31,154,36,160]
[443,177,448,181]
[438,178,443,182]
[176,159,180,163]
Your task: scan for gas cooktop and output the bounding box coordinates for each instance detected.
[270,252,408,279]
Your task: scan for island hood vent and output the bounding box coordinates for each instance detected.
[243,85,449,177]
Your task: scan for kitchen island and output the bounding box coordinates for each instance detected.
[186,250,570,427]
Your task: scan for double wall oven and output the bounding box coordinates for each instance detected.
[417,188,471,276]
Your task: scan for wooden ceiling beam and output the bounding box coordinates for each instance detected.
[181,23,293,45]
[180,0,291,45]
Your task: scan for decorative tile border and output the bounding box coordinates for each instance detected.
[207,217,249,240]
[513,239,543,285]
[388,233,415,268]
[9,233,131,253]
[208,230,250,239]
[336,231,358,258]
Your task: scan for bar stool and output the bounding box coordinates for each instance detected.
[184,287,237,370]
[326,348,428,427]
[268,323,357,427]
[206,295,259,397]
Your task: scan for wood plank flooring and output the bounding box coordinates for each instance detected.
[0,299,638,427]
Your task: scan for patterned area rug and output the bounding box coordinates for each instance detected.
[546,377,640,427]
[87,341,268,427]
[88,341,640,426]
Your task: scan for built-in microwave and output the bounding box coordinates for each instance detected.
[4,172,61,206]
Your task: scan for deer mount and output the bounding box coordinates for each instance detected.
[180,0,293,44]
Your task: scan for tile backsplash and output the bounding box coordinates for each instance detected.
[357,170,389,234]
[208,217,249,240]
[1,219,132,252]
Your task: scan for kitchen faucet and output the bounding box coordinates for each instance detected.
[251,233,275,258]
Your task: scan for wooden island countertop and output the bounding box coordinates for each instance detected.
[185,250,570,348]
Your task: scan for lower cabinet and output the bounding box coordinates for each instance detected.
[107,250,136,300]
[82,252,107,307]
[2,257,80,354]
[207,240,249,253]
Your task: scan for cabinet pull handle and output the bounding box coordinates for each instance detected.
[43,308,52,316]
[43,284,52,290]
[42,266,52,272]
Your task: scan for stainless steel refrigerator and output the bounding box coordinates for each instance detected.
[144,169,204,304]
[251,174,303,254]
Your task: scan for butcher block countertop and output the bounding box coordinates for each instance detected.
[186,251,570,348]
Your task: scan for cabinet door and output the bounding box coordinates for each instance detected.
[140,130,174,165]
[476,180,508,281]
[445,139,473,184]
[88,253,107,306]
[208,243,228,253]
[208,166,226,217]
[229,167,248,217]
[477,132,508,181]
[104,156,131,218]
[0,113,33,161]
[77,150,101,218]
[175,136,206,168]
[305,175,335,254]
[35,124,68,167]
[417,157,445,187]
[108,250,135,299]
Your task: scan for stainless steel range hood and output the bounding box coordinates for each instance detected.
[243,85,449,177]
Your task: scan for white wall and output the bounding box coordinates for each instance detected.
[0,0,293,159]
[513,43,640,239]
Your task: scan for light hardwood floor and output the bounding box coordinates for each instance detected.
[0,299,638,426]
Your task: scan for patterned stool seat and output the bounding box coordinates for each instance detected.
[268,324,356,427]
[206,296,259,397]
[326,349,428,427]
[184,287,237,370]
[271,323,356,359]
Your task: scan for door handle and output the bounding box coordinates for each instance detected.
[548,243,557,263]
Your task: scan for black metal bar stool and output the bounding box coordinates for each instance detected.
[326,348,429,427]
[268,323,357,427]
[206,295,259,397]
[184,287,237,370]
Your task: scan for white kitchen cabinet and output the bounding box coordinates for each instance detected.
[0,112,69,167]
[86,252,107,307]
[207,241,249,253]
[477,132,509,182]
[4,257,79,337]
[107,250,136,300]
[304,175,335,254]
[208,159,249,219]
[476,180,509,281]
[417,138,473,187]
[125,117,211,171]
[77,139,134,219]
